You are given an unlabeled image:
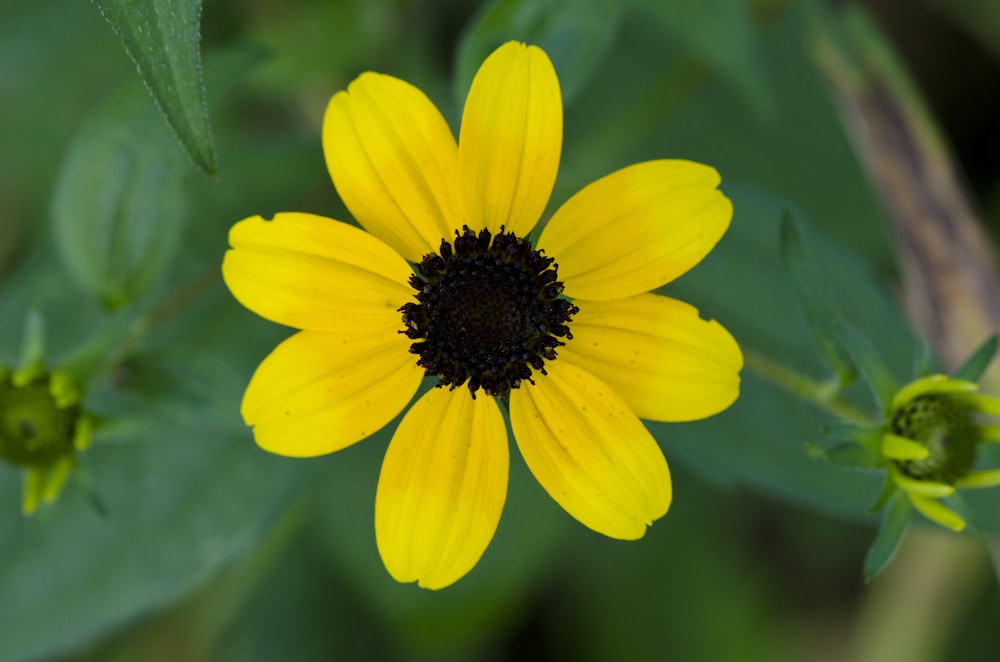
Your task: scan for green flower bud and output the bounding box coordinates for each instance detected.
[890,394,978,484]
[875,374,1000,533]
[0,372,80,468]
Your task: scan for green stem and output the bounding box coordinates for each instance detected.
[743,347,878,427]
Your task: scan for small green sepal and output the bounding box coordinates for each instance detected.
[863,491,910,583]
[868,474,898,513]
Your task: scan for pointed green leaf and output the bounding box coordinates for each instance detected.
[0,429,306,661]
[834,322,899,415]
[455,0,623,106]
[864,491,910,582]
[954,335,998,382]
[92,0,217,176]
[51,82,188,310]
[779,209,856,387]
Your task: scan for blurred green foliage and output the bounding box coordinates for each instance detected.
[1,0,999,660]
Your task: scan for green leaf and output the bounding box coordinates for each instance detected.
[0,430,305,661]
[863,491,910,582]
[779,209,856,386]
[454,0,623,106]
[51,81,188,311]
[92,0,217,176]
[834,322,899,416]
[88,503,308,659]
[634,0,771,116]
[954,335,998,382]
[46,46,255,315]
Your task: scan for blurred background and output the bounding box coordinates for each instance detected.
[1,0,998,660]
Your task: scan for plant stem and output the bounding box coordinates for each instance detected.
[743,347,878,427]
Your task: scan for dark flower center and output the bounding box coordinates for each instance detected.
[400,226,578,399]
[891,395,978,484]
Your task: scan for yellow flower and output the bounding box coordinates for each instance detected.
[880,374,1000,531]
[222,41,742,588]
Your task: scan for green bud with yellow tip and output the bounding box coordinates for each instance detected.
[0,366,93,515]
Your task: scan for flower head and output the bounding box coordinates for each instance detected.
[222,41,742,588]
[879,374,1000,531]
[0,363,92,515]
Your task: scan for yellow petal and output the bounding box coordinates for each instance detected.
[323,73,462,262]
[538,160,732,300]
[509,361,671,539]
[906,493,965,532]
[880,433,930,460]
[459,41,561,237]
[559,294,742,421]
[222,213,413,333]
[376,388,508,589]
[242,330,422,457]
